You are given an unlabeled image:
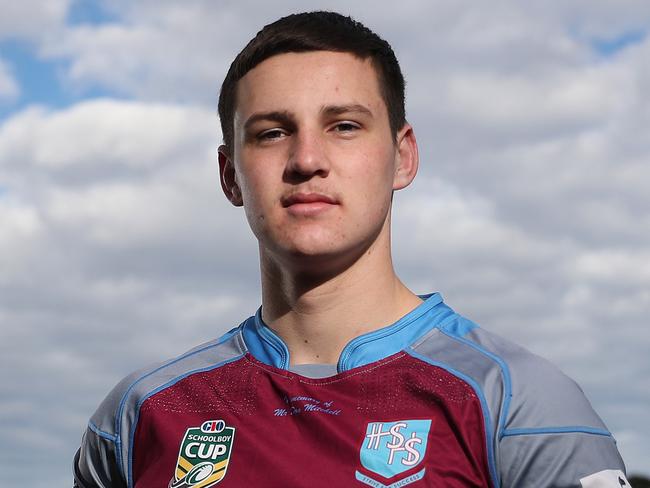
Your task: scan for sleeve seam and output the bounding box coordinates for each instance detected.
[88,421,118,443]
[501,426,612,438]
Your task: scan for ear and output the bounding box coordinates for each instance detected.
[218,145,243,207]
[392,123,419,191]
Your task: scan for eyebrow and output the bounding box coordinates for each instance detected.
[320,103,374,118]
[243,111,294,131]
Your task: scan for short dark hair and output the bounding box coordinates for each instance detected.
[217,11,406,151]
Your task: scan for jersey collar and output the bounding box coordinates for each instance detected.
[241,292,454,373]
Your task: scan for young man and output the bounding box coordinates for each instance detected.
[74,11,629,488]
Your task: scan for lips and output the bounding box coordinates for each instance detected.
[281,192,339,217]
[281,192,338,207]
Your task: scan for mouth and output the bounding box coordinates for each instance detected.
[281,192,339,216]
[281,192,338,207]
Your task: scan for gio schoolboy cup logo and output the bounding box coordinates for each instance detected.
[356,419,431,488]
[169,420,236,488]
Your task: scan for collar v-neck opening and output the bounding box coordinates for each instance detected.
[242,293,451,374]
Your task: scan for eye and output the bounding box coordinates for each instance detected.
[332,121,360,133]
[258,128,288,141]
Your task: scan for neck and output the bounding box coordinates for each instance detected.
[259,224,422,365]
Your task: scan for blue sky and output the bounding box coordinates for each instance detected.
[66,0,118,25]
[1,1,649,486]
[1,41,73,115]
[591,29,646,57]
[0,5,120,119]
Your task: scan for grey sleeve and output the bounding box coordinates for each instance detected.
[499,431,627,487]
[73,427,126,488]
[494,341,627,487]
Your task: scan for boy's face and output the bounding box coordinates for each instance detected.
[219,51,417,270]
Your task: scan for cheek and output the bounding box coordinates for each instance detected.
[236,170,274,235]
[236,160,270,207]
[354,150,396,209]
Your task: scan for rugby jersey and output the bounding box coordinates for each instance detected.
[73,293,628,487]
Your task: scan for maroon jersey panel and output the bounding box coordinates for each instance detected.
[132,352,491,487]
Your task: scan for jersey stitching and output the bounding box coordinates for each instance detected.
[241,353,295,379]
[501,426,612,437]
[88,421,117,443]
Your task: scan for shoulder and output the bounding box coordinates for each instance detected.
[83,326,247,481]
[462,325,609,434]
[411,312,625,486]
[74,328,245,487]
[413,311,608,433]
[473,327,627,485]
[89,326,246,437]
[75,323,250,487]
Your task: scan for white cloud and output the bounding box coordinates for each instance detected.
[39,3,252,103]
[0,199,43,279]
[0,0,70,39]
[404,30,650,261]
[0,98,257,289]
[442,65,628,132]
[0,99,216,171]
[573,250,650,285]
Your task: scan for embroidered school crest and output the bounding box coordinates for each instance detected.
[356,419,431,488]
[169,420,235,488]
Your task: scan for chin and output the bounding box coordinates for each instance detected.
[284,243,344,261]
[259,224,382,272]
[276,227,344,255]
[274,238,369,273]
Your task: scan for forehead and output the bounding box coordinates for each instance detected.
[234,51,386,120]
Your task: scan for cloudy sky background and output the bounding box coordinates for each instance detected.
[0,0,648,485]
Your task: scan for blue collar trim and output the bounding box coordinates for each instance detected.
[240,293,454,372]
[241,310,290,369]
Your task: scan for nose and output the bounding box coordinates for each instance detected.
[285,128,330,180]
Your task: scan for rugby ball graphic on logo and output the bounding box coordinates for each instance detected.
[185,462,214,485]
[170,462,215,488]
